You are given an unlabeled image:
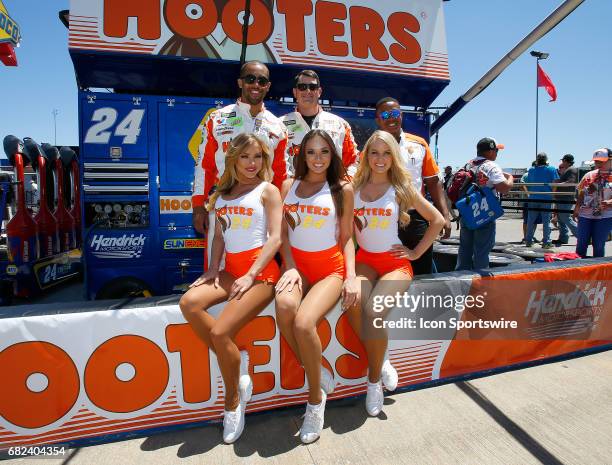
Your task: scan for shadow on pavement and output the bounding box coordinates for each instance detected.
[456,381,564,465]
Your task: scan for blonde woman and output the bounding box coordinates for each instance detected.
[179,133,282,443]
[348,130,444,416]
[275,129,358,443]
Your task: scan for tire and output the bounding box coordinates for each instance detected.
[95,278,154,300]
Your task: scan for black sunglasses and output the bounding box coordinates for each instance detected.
[241,74,270,86]
[296,83,320,91]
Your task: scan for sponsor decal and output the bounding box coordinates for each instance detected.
[89,233,146,259]
[163,238,206,250]
[160,196,192,214]
[6,264,17,275]
[524,282,606,324]
[0,0,20,45]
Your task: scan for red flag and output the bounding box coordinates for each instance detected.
[0,43,18,67]
[537,64,557,102]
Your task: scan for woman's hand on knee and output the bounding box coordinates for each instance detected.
[276,268,302,294]
[342,276,360,311]
[229,274,254,300]
[190,268,220,288]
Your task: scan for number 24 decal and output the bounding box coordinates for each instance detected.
[85,108,145,144]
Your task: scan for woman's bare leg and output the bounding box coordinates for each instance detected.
[178,271,233,352]
[274,271,310,363]
[210,281,275,410]
[363,270,412,382]
[293,276,343,404]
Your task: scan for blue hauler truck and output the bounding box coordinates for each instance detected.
[68,0,450,299]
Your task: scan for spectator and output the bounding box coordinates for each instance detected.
[29,179,39,205]
[375,97,452,275]
[520,162,542,244]
[442,166,453,190]
[573,148,612,258]
[456,138,513,270]
[525,153,559,248]
[552,154,579,245]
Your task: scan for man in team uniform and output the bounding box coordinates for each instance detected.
[280,70,359,177]
[375,97,451,275]
[192,61,288,233]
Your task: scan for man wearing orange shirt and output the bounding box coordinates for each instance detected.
[375,97,451,275]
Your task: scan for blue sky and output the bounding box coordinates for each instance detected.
[0,0,609,170]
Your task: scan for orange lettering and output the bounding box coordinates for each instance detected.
[181,199,192,210]
[334,313,368,379]
[171,199,180,210]
[0,342,79,428]
[222,0,273,45]
[322,207,330,216]
[165,0,217,39]
[235,316,276,395]
[349,7,389,61]
[388,12,421,64]
[104,0,161,40]
[316,1,348,57]
[277,0,312,52]
[85,335,169,413]
[160,198,170,211]
[166,324,212,403]
[313,206,322,215]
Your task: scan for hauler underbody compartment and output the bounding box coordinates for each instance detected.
[69,0,450,299]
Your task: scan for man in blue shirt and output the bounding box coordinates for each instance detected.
[525,153,559,248]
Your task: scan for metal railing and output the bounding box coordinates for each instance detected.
[501,182,577,214]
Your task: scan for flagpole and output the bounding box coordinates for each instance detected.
[530,51,549,159]
[535,57,539,158]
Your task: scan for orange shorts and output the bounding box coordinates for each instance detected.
[290,245,345,285]
[224,247,280,285]
[356,248,413,278]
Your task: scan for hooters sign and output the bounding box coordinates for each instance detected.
[68,0,449,80]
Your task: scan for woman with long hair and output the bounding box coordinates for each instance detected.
[348,130,444,416]
[275,129,359,443]
[179,133,282,443]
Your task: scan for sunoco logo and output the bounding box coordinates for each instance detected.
[90,234,146,259]
[524,282,606,324]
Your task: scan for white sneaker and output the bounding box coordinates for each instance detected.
[365,381,384,417]
[223,397,246,444]
[381,359,398,392]
[300,390,326,444]
[239,350,253,402]
[320,366,335,394]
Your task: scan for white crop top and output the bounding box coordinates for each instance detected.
[215,181,268,253]
[283,180,338,252]
[354,185,401,253]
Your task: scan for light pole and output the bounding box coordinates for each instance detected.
[52,109,59,145]
[530,50,549,158]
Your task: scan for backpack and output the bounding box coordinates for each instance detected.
[446,159,486,204]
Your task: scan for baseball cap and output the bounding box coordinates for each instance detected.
[477,137,505,153]
[561,154,574,164]
[592,148,611,162]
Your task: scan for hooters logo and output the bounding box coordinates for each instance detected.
[283,203,330,230]
[101,0,425,65]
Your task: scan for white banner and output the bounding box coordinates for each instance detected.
[0,302,449,446]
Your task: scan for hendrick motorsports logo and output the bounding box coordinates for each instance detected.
[90,234,146,259]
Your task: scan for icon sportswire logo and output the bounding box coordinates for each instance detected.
[90,234,146,259]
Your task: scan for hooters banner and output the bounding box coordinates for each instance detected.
[1,259,611,449]
[68,0,449,81]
